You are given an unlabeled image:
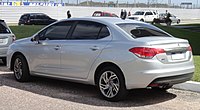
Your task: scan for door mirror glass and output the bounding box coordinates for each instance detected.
[31,35,40,43]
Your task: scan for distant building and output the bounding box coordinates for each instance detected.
[180,2,193,9]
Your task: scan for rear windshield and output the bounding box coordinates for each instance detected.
[117,23,171,38]
[0,23,11,34]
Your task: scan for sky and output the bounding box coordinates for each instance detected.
[71,0,199,5]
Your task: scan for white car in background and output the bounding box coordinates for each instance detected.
[128,10,158,23]
[0,19,15,64]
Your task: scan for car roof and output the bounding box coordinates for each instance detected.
[23,13,47,15]
[135,10,156,12]
[60,17,144,25]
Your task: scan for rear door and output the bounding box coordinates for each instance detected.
[60,20,112,79]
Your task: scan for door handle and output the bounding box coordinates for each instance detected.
[90,46,99,51]
[54,45,60,50]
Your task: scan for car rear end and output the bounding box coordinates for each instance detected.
[116,22,194,89]
[0,20,16,63]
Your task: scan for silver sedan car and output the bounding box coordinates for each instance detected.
[7,17,194,101]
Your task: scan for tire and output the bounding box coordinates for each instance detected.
[140,19,144,22]
[152,19,155,24]
[1,57,6,65]
[177,19,180,24]
[96,66,128,101]
[13,55,31,82]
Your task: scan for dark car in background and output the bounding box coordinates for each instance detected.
[92,11,118,17]
[18,13,57,25]
[153,13,180,25]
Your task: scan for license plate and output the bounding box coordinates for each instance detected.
[171,53,185,60]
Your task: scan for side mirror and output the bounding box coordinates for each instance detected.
[31,35,40,44]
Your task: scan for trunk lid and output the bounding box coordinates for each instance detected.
[135,37,192,64]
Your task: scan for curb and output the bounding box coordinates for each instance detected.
[173,81,200,93]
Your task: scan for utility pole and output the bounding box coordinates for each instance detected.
[147,0,150,7]
[134,0,136,7]
[168,0,171,6]
[86,0,88,6]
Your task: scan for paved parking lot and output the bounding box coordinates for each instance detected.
[1,63,200,110]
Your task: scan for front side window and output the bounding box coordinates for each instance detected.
[70,21,109,40]
[117,23,171,38]
[38,21,73,40]
[133,11,144,15]
[145,12,153,15]
[21,15,28,20]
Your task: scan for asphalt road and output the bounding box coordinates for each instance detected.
[1,63,200,110]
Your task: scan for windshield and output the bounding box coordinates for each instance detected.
[133,11,144,15]
[117,23,171,38]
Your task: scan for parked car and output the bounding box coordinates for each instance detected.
[0,19,16,64]
[7,17,194,101]
[18,13,57,25]
[128,10,158,23]
[92,11,118,17]
[154,13,180,25]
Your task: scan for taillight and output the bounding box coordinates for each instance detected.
[187,46,192,52]
[129,47,165,59]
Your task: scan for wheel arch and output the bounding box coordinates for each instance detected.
[10,52,28,71]
[94,62,126,86]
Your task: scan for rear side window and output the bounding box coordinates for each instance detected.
[98,26,110,39]
[117,23,170,38]
[0,23,11,34]
[30,15,36,19]
[93,13,101,16]
[70,21,109,40]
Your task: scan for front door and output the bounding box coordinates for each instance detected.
[30,21,73,76]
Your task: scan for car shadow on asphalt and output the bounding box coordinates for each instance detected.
[0,72,177,107]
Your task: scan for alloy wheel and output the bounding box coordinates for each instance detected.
[14,58,23,80]
[99,71,120,98]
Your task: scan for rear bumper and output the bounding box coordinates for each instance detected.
[148,73,193,87]
[0,47,8,57]
[119,57,195,90]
